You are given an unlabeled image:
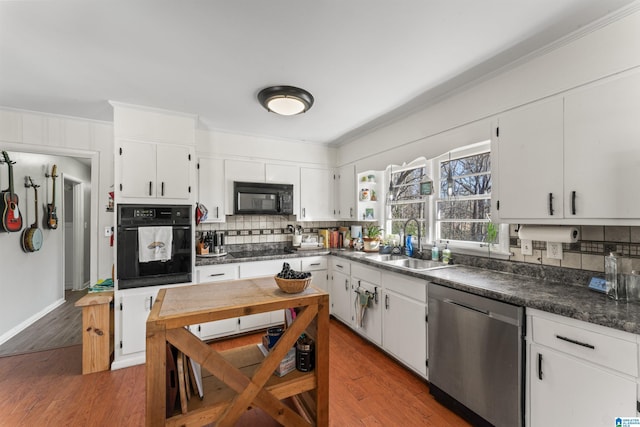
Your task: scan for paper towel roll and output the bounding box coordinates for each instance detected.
[518,225,579,243]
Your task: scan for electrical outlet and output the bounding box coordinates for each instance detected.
[546,242,563,260]
[521,239,533,256]
[104,226,113,237]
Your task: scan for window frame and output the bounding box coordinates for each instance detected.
[429,141,510,257]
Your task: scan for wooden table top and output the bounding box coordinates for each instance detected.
[150,277,327,327]
[74,291,114,307]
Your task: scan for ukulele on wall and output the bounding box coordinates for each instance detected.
[22,176,43,252]
[45,165,58,230]
[1,151,23,232]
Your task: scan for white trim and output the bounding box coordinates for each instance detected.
[0,298,65,345]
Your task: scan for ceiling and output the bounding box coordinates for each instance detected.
[0,1,637,145]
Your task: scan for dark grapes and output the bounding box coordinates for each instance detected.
[276,262,312,280]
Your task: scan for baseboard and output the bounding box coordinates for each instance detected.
[111,353,146,370]
[0,298,66,346]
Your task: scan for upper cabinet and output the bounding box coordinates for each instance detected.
[197,157,225,222]
[564,70,640,220]
[334,165,356,220]
[118,140,193,200]
[300,167,333,221]
[492,68,640,224]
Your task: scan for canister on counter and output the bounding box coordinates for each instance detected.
[296,334,315,372]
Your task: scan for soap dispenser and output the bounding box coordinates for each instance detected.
[405,235,413,257]
[431,241,439,261]
[442,244,451,264]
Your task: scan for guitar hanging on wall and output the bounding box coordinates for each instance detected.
[1,151,23,232]
[22,176,43,252]
[45,164,58,230]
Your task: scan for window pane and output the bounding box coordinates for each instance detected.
[390,221,426,237]
[390,167,427,202]
[440,221,497,243]
[440,153,491,198]
[437,199,491,220]
[390,202,424,220]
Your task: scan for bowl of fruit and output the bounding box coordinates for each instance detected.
[274,262,312,294]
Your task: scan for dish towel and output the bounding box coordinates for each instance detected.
[138,226,173,263]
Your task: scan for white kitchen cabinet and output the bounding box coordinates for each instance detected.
[197,157,225,222]
[118,140,193,200]
[195,318,239,340]
[192,264,240,340]
[266,163,300,216]
[117,287,159,356]
[356,170,384,222]
[381,271,427,378]
[492,69,640,224]
[330,259,352,324]
[299,167,333,221]
[301,256,329,292]
[492,97,564,221]
[334,165,356,220]
[224,159,266,215]
[528,309,638,427]
[351,263,382,345]
[564,70,640,220]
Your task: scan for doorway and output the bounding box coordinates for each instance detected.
[63,174,87,291]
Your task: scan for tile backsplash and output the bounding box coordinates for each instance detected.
[196,215,365,245]
[509,225,640,273]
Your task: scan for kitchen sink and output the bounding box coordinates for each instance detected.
[387,258,445,270]
[366,254,405,262]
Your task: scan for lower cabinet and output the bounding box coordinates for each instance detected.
[381,271,427,378]
[118,287,159,356]
[301,256,329,292]
[330,263,352,324]
[528,309,639,426]
[351,263,382,346]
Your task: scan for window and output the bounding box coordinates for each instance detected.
[385,158,430,242]
[434,142,502,250]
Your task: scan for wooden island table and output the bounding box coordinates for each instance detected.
[145,277,329,426]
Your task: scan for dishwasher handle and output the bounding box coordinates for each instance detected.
[444,298,490,316]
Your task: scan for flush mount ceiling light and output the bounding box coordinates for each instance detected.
[258,86,314,116]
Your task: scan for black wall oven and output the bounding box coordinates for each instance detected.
[117,204,192,289]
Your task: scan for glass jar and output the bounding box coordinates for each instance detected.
[605,252,620,300]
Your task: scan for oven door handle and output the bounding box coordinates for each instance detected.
[119,225,191,231]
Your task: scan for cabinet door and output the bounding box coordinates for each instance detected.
[530,343,637,427]
[224,159,266,214]
[336,165,355,219]
[239,312,273,332]
[156,144,192,199]
[197,318,238,341]
[300,167,332,220]
[266,163,300,216]
[120,289,158,355]
[330,270,351,324]
[119,140,156,198]
[197,157,225,222]
[564,70,640,219]
[310,270,328,292]
[493,97,564,220]
[382,290,427,377]
[352,280,382,345]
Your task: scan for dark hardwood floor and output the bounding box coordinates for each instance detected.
[0,318,469,426]
[0,289,87,357]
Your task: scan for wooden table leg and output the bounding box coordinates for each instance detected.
[316,294,330,426]
[146,324,167,426]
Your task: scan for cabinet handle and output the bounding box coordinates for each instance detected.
[161,182,165,196]
[548,193,554,216]
[537,353,543,380]
[344,279,348,291]
[146,296,153,311]
[216,206,219,218]
[350,207,353,218]
[571,191,576,215]
[149,181,153,196]
[302,208,306,218]
[310,263,321,266]
[555,334,595,350]
[385,294,389,309]
[336,264,343,269]
[209,273,225,277]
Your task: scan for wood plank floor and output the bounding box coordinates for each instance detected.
[0,289,87,357]
[0,318,470,426]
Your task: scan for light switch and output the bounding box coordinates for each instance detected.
[521,239,533,256]
[546,242,563,260]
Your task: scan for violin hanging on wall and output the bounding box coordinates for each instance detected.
[45,164,58,230]
[1,151,23,232]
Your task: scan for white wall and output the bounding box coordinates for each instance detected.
[338,9,640,172]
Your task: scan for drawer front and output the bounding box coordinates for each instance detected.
[382,271,427,302]
[196,264,239,283]
[532,315,638,376]
[301,256,328,271]
[331,258,351,275]
[351,263,381,285]
[239,259,301,279]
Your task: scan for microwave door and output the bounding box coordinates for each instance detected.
[237,191,277,214]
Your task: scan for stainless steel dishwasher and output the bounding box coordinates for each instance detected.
[428,283,524,427]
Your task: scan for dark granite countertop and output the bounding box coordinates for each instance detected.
[331,250,640,335]
[196,247,640,335]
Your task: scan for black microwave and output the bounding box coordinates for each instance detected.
[233,181,294,215]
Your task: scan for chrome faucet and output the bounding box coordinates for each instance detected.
[403,218,422,258]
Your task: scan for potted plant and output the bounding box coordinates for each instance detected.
[363,225,382,252]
